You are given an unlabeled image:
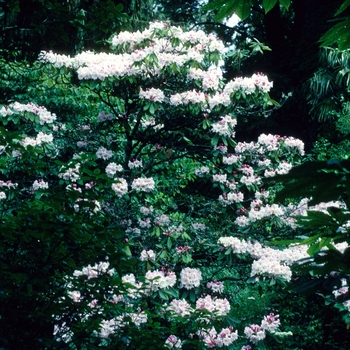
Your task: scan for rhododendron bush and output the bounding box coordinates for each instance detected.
[0,21,328,348]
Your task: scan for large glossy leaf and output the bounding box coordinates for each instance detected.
[335,0,350,16]
[264,160,350,205]
[279,0,291,9]
[201,0,228,11]
[319,19,350,50]
[263,0,278,13]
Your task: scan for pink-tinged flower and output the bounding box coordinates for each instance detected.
[165,334,182,348]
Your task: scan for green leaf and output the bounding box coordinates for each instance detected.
[158,289,169,300]
[189,290,196,302]
[279,0,291,10]
[211,134,220,146]
[149,103,156,115]
[263,0,278,13]
[216,0,252,22]
[319,19,350,50]
[335,0,350,16]
[201,0,228,11]
[234,0,252,20]
[167,236,172,249]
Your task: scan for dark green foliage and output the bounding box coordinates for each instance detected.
[265,159,350,207]
[0,0,128,58]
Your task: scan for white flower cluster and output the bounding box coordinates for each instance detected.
[333,279,350,313]
[105,162,123,178]
[170,90,206,106]
[261,313,281,332]
[58,163,81,182]
[244,324,266,344]
[140,205,154,215]
[180,267,202,289]
[0,192,6,200]
[140,117,164,130]
[131,177,155,192]
[244,313,280,344]
[0,180,18,189]
[212,173,227,183]
[192,222,206,231]
[145,269,176,291]
[165,334,182,349]
[122,273,143,299]
[32,179,49,190]
[96,147,113,160]
[284,136,305,155]
[95,311,148,338]
[195,166,210,176]
[196,295,230,316]
[166,299,192,317]
[218,237,309,281]
[67,290,81,303]
[207,280,224,293]
[113,21,224,52]
[276,161,293,175]
[234,203,287,227]
[73,261,115,279]
[234,135,305,177]
[0,102,57,125]
[188,67,222,91]
[222,154,241,165]
[40,22,225,81]
[155,214,170,226]
[128,159,143,169]
[240,175,261,186]
[138,217,151,228]
[97,111,114,122]
[218,191,244,206]
[224,73,273,95]
[39,22,273,120]
[112,178,128,197]
[73,198,101,215]
[251,258,292,281]
[140,249,156,261]
[139,88,165,103]
[211,115,237,137]
[199,326,238,348]
[20,132,53,148]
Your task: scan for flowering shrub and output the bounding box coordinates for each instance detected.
[0,21,323,348]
